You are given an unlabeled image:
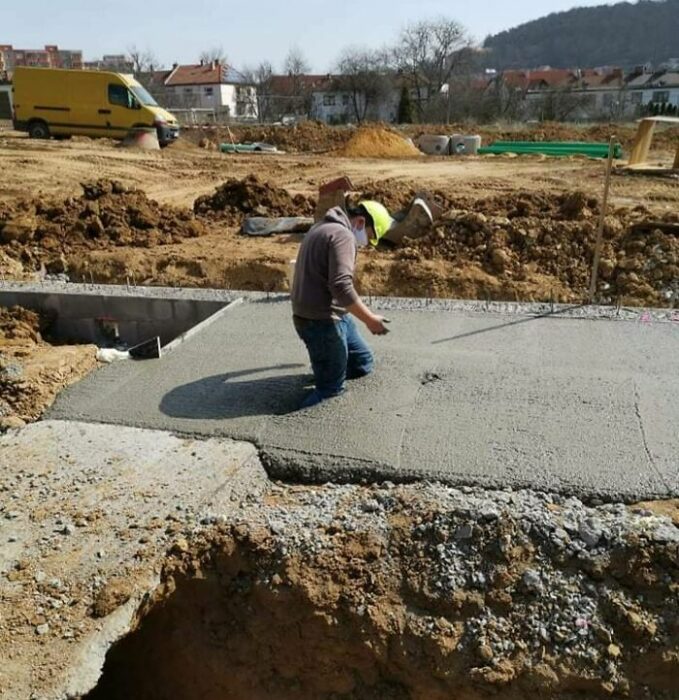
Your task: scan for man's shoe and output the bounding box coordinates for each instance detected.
[300,390,324,408]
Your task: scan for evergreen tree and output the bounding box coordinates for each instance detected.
[397,85,415,124]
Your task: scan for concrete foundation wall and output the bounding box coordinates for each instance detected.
[0,282,234,347]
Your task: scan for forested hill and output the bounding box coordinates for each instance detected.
[483,0,679,69]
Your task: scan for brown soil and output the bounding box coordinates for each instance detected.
[0,179,210,275]
[352,177,455,213]
[392,191,679,305]
[86,488,679,700]
[0,306,97,427]
[185,120,678,155]
[194,174,315,223]
[334,126,422,158]
[1,130,677,306]
[184,121,353,153]
[409,121,679,153]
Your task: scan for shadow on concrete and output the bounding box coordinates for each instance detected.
[432,305,585,345]
[159,364,309,419]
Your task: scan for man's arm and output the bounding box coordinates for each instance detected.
[328,233,388,335]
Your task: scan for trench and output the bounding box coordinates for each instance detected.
[83,534,483,700]
[84,564,413,700]
[0,282,236,350]
[81,482,679,700]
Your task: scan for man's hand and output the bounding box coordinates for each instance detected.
[366,314,389,335]
[346,300,390,335]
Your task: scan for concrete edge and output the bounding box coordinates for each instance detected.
[0,280,239,304]
[162,297,244,354]
[62,577,159,699]
[1,282,677,323]
[257,445,675,505]
[25,415,673,505]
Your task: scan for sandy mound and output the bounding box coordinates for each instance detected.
[333,127,422,159]
[193,175,315,223]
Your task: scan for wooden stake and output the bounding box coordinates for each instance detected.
[588,136,616,303]
[628,119,655,167]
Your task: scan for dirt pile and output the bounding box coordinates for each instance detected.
[186,121,353,153]
[0,305,42,346]
[87,482,679,700]
[0,179,210,273]
[395,191,679,305]
[190,121,677,156]
[335,126,422,158]
[353,177,454,214]
[193,174,315,223]
[0,306,96,427]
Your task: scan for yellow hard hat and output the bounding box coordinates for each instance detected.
[358,200,394,244]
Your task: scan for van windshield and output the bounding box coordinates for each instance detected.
[130,85,159,107]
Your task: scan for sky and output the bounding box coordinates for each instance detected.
[6,0,618,72]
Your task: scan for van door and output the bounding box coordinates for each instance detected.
[105,83,144,137]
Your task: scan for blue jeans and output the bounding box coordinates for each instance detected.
[294,315,374,405]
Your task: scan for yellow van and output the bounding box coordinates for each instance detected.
[12,66,179,145]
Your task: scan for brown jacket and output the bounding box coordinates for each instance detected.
[291,206,359,320]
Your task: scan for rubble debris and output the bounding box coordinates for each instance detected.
[86,482,679,700]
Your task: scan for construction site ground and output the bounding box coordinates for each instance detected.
[1,123,678,699]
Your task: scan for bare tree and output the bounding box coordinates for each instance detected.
[533,87,592,121]
[199,47,227,65]
[283,46,311,77]
[127,45,157,76]
[334,48,391,123]
[242,61,275,122]
[481,73,526,121]
[393,17,471,119]
[281,47,313,117]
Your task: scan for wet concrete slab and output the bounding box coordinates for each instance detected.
[48,298,679,501]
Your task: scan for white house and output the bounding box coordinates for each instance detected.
[307,75,428,124]
[626,70,679,110]
[159,61,257,119]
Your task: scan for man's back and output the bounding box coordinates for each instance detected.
[292,206,359,320]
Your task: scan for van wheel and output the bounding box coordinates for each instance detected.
[28,121,50,139]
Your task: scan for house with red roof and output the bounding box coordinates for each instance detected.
[155,60,257,119]
[486,66,635,120]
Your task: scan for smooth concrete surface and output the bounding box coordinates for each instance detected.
[48,298,679,501]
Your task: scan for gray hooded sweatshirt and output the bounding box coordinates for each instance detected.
[291,206,359,320]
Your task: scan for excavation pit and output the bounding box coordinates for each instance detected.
[0,281,237,349]
[82,482,679,700]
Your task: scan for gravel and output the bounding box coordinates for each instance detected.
[219,480,679,696]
